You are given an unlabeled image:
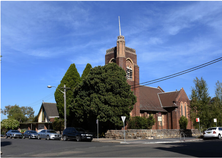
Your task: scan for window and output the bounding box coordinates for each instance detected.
[180,102,183,116]
[126,67,132,79]
[184,103,187,117]
[181,105,183,116]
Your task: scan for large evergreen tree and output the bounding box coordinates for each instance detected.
[70,63,136,131]
[211,81,222,127]
[54,63,81,125]
[190,77,211,130]
[81,63,92,80]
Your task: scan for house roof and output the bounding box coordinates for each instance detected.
[158,91,180,108]
[42,102,59,117]
[37,102,59,119]
[139,86,167,112]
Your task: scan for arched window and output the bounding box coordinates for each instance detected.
[184,102,187,118]
[109,58,116,63]
[126,66,132,79]
[126,58,134,80]
[180,102,183,116]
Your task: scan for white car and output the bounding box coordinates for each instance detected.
[203,127,222,139]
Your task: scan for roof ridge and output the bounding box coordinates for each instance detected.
[158,90,180,94]
[43,102,56,104]
[157,93,163,108]
[140,85,160,89]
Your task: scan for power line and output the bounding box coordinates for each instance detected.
[131,56,222,89]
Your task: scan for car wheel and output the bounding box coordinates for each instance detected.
[63,136,67,141]
[29,136,31,139]
[218,134,221,139]
[46,136,50,140]
[38,135,41,140]
[76,136,81,142]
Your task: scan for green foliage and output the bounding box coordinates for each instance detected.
[71,63,136,130]
[1,119,20,129]
[52,118,64,132]
[190,78,222,130]
[210,81,222,127]
[54,63,81,125]
[190,77,211,130]
[1,105,34,122]
[81,63,92,80]
[147,115,155,129]
[31,115,38,122]
[20,106,35,122]
[20,129,26,133]
[215,80,222,101]
[179,116,188,129]
[128,115,155,129]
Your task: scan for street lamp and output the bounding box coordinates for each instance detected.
[47,84,70,129]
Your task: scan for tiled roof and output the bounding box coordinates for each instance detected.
[158,91,180,108]
[42,102,59,117]
[139,86,167,112]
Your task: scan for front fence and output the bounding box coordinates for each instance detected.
[105,129,200,139]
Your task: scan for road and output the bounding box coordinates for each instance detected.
[1,138,222,157]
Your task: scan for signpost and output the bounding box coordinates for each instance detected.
[158,112,162,129]
[96,119,99,139]
[196,118,201,135]
[214,118,217,127]
[121,116,126,142]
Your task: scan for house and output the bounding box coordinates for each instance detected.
[19,102,59,132]
[105,34,193,129]
[36,102,59,131]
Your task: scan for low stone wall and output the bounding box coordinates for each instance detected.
[105,129,200,139]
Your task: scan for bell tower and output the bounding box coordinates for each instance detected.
[105,17,140,117]
[116,35,126,70]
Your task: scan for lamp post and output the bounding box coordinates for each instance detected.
[47,84,70,129]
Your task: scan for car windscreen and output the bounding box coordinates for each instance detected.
[75,128,86,132]
[12,130,20,133]
[30,131,37,133]
[207,128,216,130]
[47,130,56,133]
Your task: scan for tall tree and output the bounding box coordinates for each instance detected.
[81,63,92,80]
[215,80,222,101]
[190,77,211,130]
[1,105,34,122]
[70,63,136,132]
[211,81,222,126]
[54,63,81,125]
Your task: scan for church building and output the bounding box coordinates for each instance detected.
[105,34,193,129]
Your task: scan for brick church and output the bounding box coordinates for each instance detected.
[105,34,193,130]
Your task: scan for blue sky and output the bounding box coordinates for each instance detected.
[1,1,222,121]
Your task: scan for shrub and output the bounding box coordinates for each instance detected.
[147,115,155,129]
[128,115,155,129]
[179,115,188,129]
[52,118,64,132]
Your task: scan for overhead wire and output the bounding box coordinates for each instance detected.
[131,56,222,89]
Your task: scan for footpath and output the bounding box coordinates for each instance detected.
[93,137,203,144]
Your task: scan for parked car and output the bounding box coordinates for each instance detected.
[23,130,38,139]
[37,129,61,140]
[6,130,22,139]
[62,127,93,142]
[203,127,222,139]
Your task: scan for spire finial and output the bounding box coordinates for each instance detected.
[118,16,121,36]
